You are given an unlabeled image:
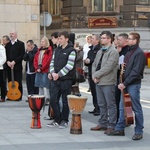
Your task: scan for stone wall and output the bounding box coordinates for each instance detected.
[0,0,40,46]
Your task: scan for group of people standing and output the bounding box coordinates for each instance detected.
[86,31,145,141]
[0,30,145,141]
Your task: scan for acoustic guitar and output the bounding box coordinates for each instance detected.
[7,68,21,101]
[120,64,134,125]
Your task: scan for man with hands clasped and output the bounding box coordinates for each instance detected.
[90,31,119,135]
[47,31,76,129]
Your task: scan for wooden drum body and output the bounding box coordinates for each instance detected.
[28,95,45,129]
[67,95,87,134]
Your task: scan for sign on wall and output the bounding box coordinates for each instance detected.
[88,17,118,28]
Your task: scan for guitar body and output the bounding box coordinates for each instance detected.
[120,64,134,125]
[7,81,21,101]
[122,93,134,125]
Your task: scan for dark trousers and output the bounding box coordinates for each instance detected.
[26,73,39,95]
[89,75,99,111]
[7,69,23,99]
[0,70,7,99]
[115,78,121,121]
[50,80,72,124]
[48,80,62,118]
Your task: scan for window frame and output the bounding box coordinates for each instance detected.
[91,0,115,13]
[48,0,62,16]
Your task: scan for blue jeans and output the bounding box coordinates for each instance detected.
[115,83,144,134]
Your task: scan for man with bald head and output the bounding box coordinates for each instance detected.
[5,30,25,101]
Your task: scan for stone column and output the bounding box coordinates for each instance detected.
[61,0,87,29]
[119,0,150,27]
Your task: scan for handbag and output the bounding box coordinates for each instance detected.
[76,67,86,83]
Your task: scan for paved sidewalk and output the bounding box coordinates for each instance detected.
[0,71,150,150]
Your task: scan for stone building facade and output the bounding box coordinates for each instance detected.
[1,0,150,50]
[41,0,150,50]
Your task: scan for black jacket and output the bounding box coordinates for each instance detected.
[85,43,101,76]
[123,44,146,86]
[23,44,38,73]
[54,43,76,80]
[117,45,129,78]
[6,39,25,70]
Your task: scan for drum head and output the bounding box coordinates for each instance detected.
[28,95,45,98]
[67,95,87,100]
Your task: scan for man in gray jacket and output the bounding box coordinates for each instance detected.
[90,31,119,134]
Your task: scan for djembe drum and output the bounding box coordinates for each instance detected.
[28,95,45,129]
[67,95,87,134]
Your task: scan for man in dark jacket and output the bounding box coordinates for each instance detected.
[115,33,129,121]
[23,40,39,96]
[5,30,25,101]
[47,31,76,129]
[84,34,101,116]
[108,32,146,141]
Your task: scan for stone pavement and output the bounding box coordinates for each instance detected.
[0,68,150,150]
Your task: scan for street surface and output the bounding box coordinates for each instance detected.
[0,67,150,150]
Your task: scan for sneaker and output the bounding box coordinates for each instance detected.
[132,134,143,140]
[59,120,68,129]
[47,121,59,127]
[45,98,50,106]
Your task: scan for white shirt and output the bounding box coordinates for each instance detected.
[0,45,6,70]
[11,39,17,45]
[83,43,91,60]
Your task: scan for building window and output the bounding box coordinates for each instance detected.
[48,0,61,16]
[92,0,115,12]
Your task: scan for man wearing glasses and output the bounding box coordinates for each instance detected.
[91,31,119,133]
[108,32,145,141]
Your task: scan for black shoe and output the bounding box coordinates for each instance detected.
[25,100,28,102]
[0,98,5,102]
[132,134,143,140]
[93,111,100,116]
[107,130,125,136]
[88,109,96,114]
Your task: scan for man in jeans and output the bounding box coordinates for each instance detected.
[47,31,76,129]
[108,32,145,141]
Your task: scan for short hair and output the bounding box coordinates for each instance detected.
[27,39,34,45]
[118,33,128,39]
[41,36,50,47]
[3,35,10,41]
[58,31,70,39]
[101,31,113,39]
[92,34,100,41]
[51,32,59,38]
[129,32,140,44]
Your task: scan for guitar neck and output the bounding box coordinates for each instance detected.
[11,68,15,86]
